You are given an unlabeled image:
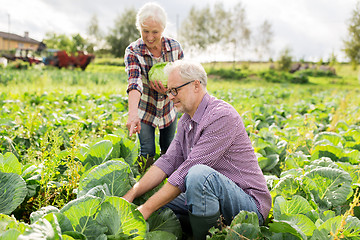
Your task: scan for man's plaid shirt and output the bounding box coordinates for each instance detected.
[124,37,184,129]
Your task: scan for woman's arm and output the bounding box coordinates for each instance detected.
[126,89,141,137]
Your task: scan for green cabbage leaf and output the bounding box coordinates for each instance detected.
[148,62,169,88]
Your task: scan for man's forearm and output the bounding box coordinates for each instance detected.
[138,182,181,220]
[123,165,167,202]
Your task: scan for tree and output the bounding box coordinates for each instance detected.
[71,34,86,53]
[328,51,338,67]
[254,20,273,61]
[87,14,103,41]
[277,47,293,71]
[86,14,104,53]
[178,2,269,64]
[106,8,139,58]
[225,2,251,67]
[43,32,73,53]
[179,4,231,61]
[43,32,88,54]
[179,5,215,51]
[211,3,231,62]
[343,1,360,69]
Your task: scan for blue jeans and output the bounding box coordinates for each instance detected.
[165,164,264,226]
[138,118,177,157]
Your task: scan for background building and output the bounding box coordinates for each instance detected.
[0,31,41,51]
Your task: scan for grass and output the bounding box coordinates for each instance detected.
[1,68,128,95]
[1,60,359,96]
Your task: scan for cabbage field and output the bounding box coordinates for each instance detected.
[0,62,360,239]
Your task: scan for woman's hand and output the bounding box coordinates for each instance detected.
[126,113,141,137]
[127,90,141,137]
[150,79,167,95]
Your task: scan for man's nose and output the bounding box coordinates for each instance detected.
[167,93,175,101]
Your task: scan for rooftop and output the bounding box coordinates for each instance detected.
[0,31,41,44]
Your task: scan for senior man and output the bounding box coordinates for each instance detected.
[122,60,271,239]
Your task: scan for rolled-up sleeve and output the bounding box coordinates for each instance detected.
[173,116,238,191]
[154,123,185,178]
[164,107,240,192]
[124,49,143,94]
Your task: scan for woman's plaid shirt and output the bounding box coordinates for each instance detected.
[124,37,184,128]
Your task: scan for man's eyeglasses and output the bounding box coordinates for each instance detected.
[165,80,195,96]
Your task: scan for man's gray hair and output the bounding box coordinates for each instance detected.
[136,2,167,32]
[165,60,207,87]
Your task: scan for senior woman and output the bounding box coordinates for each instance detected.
[124,2,184,170]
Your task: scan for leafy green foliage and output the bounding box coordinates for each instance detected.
[0,214,29,238]
[96,197,146,239]
[147,208,182,239]
[0,172,27,215]
[82,140,113,169]
[61,195,107,239]
[78,160,135,198]
[18,216,63,240]
[6,60,30,70]
[1,65,360,239]
[0,152,21,174]
[273,196,313,220]
[303,167,352,209]
[258,69,309,83]
[277,47,293,71]
[207,68,248,80]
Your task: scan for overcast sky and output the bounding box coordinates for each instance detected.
[0,0,358,62]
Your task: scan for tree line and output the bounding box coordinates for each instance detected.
[43,1,360,66]
[42,2,272,62]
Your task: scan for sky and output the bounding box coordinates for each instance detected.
[0,0,358,62]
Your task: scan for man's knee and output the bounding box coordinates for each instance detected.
[185,164,215,190]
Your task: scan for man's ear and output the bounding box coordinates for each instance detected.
[194,79,201,92]
[194,80,203,92]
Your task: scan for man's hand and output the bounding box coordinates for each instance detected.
[134,182,181,220]
[150,79,167,95]
[122,189,136,203]
[121,166,169,219]
[137,205,153,220]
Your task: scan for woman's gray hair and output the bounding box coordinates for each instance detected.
[136,2,167,32]
[165,60,207,87]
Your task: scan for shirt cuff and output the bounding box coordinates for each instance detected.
[167,173,186,192]
[127,83,141,94]
[154,157,175,177]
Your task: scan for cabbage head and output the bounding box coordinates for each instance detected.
[148,62,169,88]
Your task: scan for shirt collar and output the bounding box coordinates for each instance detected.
[163,37,171,52]
[191,93,210,124]
[139,37,168,56]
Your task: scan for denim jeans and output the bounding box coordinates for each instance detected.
[138,118,177,157]
[165,164,264,226]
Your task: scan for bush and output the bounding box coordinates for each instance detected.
[208,68,248,80]
[296,68,336,77]
[290,72,309,83]
[94,58,124,66]
[258,69,288,83]
[258,69,309,84]
[277,48,293,71]
[7,60,30,70]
